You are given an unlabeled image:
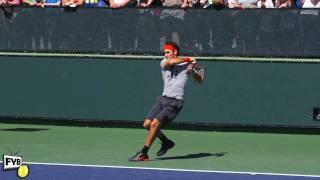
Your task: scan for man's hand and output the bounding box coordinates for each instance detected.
[187,62,194,73]
[187,57,196,73]
[188,62,205,84]
[190,57,196,64]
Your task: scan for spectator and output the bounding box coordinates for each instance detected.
[22,0,44,7]
[302,0,319,7]
[181,0,197,8]
[275,0,292,8]
[3,0,21,6]
[295,0,304,7]
[160,0,189,9]
[136,0,188,8]
[84,0,107,7]
[62,0,83,7]
[199,0,226,8]
[137,0,155,7]
[199,0,213,8]
[109,0,132,8]
[44,0,61,6]
[228,0,257,8]
[257,0,274,8]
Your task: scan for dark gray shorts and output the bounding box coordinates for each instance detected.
[146,96,184,124]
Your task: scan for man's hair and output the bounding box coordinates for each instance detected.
[164,42,180,55]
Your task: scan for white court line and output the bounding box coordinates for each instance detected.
[1,161,319,178]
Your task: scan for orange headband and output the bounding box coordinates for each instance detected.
[163,44,177,51]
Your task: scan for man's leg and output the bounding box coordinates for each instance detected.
[145,119,162,147]
[129,119,162,162]
[129,97,180,161]
[143,119,169,142]
[143,119,175,157]
[139,119,162,156]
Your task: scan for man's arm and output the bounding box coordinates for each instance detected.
[187,63,204,84]
[193,68,205,84]
[162,57,196,68]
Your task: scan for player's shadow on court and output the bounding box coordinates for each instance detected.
[0,128,50,132]
[155,152,227,161]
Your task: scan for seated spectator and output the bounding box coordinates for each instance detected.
[257,0,274,8]
[181,0,198,8]
[163,0,188,8]
[137,0,188,8]
[302,0,319,7]
[295,0,304,8]
[22,0,44,7]
[44,0,61,6]
[84,0,107,7]
[3,0,21,5]
[136,0,184,8]
[62,0,83,7]
[136,0,151,7]
[275,0,292,8]
[199,0,225,8]
[109,0,132,8]
[199,0,213,8]
[228,0,257,8]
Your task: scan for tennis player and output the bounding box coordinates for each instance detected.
[129,42,204,161]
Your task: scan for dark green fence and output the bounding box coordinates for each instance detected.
[0,7,320,57]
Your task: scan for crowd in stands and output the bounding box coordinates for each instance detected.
[0,0,319,10]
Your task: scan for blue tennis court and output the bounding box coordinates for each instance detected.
[1,162,320,180]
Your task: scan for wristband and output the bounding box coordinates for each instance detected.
[183,57,191,62]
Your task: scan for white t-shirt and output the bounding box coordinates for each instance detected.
[113,0,125,4]
[302,0,320,7]
[257,0,274,8]
[160,59,189,100]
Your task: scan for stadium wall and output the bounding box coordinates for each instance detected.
[0,7,320,57]
[0,56,320,128]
